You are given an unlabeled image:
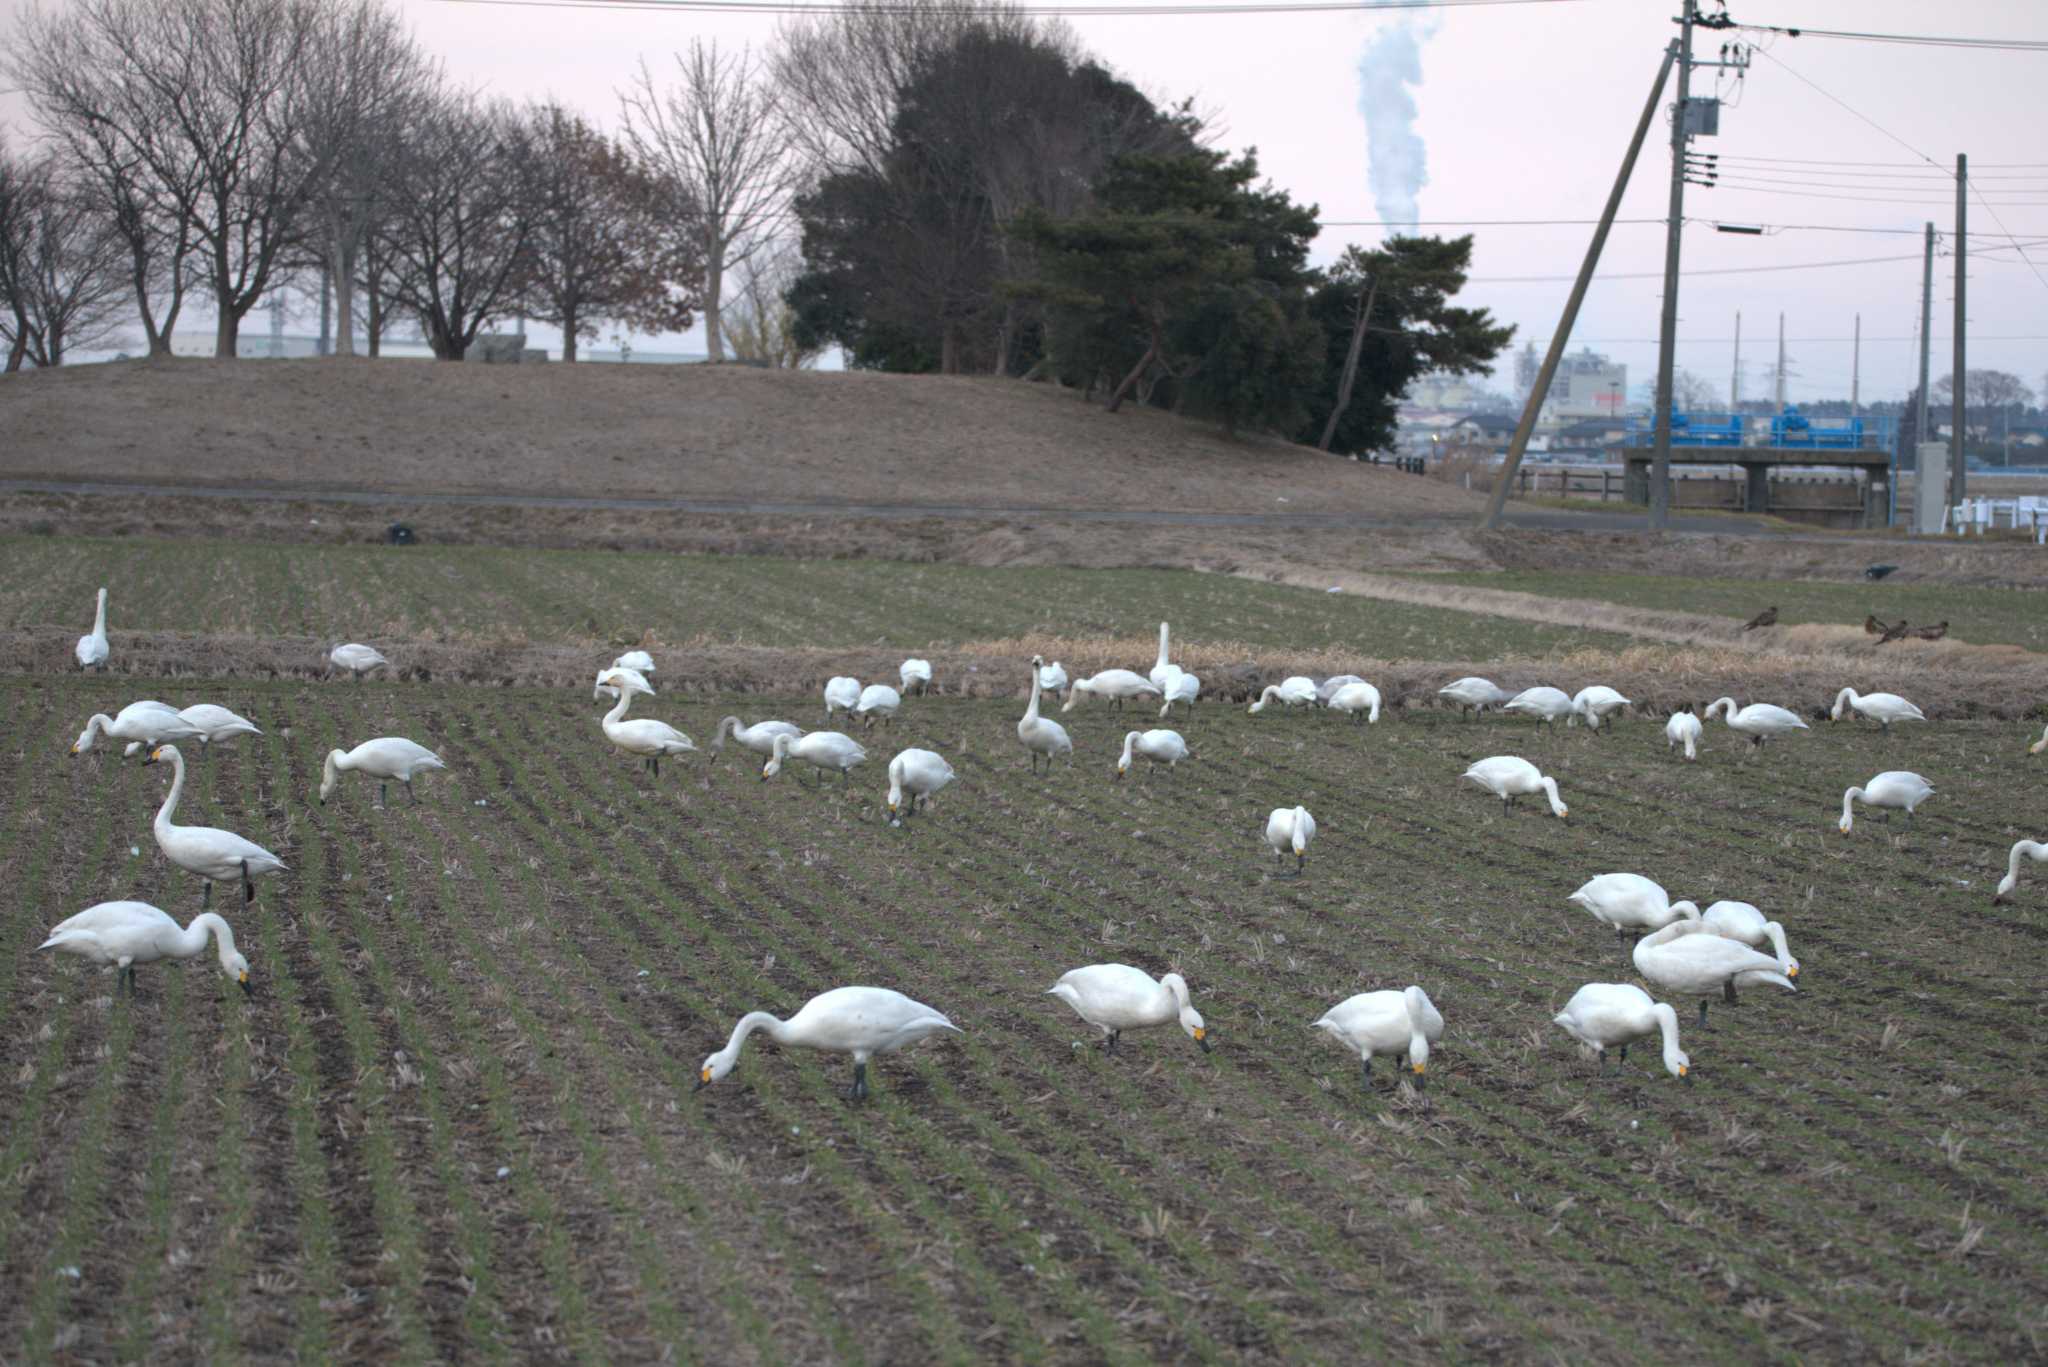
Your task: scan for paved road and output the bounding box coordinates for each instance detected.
[0,476,1789,536]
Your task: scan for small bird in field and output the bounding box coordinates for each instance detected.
[1877,620,1912,645]
[1863,614,1891,637]
[1907,621,1948,642]
[1741,606,1778,632]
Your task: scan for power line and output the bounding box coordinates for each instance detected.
[1741,22,2048,54]
[1470,250,1926,285]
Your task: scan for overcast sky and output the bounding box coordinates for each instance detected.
[4,0,2043,404]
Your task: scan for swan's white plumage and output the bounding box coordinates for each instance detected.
[886,748,955,816]
[1568,873,1699,938]
[1246,677,1317,714]
[1700,900,1799,979]
[1037,660,1069,694]
[330,643,388,678]
[1571,685,1630,729]
[143,745,286,898]
[319,738,446,803]
[1633,920,1795,1025]
[1046,964,1209,1051]
[899,658,933,694]
[1994,839,2048,903]
[1837,770,1934,834]
[695,986,961,1098]
[74,701,205,755]
[1264,805,1316,870]
[855,684,901,728]
[1317,674,1366,704]
[1115,728,1187,776]
[1326,681,1381,723]
[823,676,862,718]
[1019,656,1073,771]
[1314,985,1443,1081]
[1063,670,1161,713]
[1156,668,1200,718]
[764,731,868,781]
[1665,709,1702,760]
[711,716,803,760]
[1149,622,1180,691]
[613,649,656,676]
[1462,756,1568,819]
[40,901,251,991]
[1503,686,1575,724]
[594,668,695,766]
[1438,676,1508,716]
[76,587,109,670]
[1704,697,1809,747]
[1553,983,1689,1078]
[1830,688,1924,729]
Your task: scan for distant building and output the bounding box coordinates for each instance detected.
[1543,348,1629,421]
[1407,371,1482,409]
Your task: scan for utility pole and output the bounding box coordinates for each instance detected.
[1647,0,1698,530]
[1851,313,1860,416]
[1917,223,1934,444]
[1730,310,1741,409]
[1952,153,1967,510]
[1774,313,1785,409]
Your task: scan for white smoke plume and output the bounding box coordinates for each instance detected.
[1356,16,1440,231]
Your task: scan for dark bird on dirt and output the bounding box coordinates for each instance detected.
[1865,564,1899,581]
[1741,606,1779,632]
[1907,621,1949,642]
[1877,619,1913,645]
[1863,614,1892,637]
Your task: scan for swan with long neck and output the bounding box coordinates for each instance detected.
[1568,873,1699,948]
[1837,771,1933,834]
[320,737,446,808]
[1553,984,1689,1079]
[1503,686,1574,724]
[1462,756,1568,819]
[1314,985,1443,1089]
[2031,724,2048,756]
[40,900,251,997]
[1246,677,1318,714]
[1700,901,1799,978]
[1115,728,1188,778]
[1633,919,1795,1028]
[1830,688,1925,730]
[1571,685,1630,731]
[594,668,695,775]
[142,745,286,907]
[73,701,204,757]
[1047,964,1210,1054]
[1063,670,1161,713]
[1264,805,1316,874]
[763,731,867,786]
[1993,840,2048,904]
[1704,697,1808,750]
[1149,622,1177,690]
[710,716,803,763]
[694,985,960,1101]
[886,748,955,818]
[76,587,109,670]
[1018,655,1073,773]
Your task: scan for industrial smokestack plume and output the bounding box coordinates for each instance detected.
[1356,17,1438,231]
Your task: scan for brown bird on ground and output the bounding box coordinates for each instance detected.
[1741,606,1779,632]
[1864,614,1893,636]
[1907,621,1949,642]
[1877,619,1913,645]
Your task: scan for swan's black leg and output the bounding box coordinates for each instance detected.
[1360,1056,1372,1089]
[242,860,255,903]
[1105,1030,1119,1055]
[1723,979,1738,1004]
[1697,999,1711,1029]
[652,756,660,779]
[202,880,213,911]
[377,780,388,809]
[408,781,418,805]
[845,1060,869,1102]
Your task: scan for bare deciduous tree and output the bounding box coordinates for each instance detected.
[619,41,788,363]
[0,150,131,368]
[720,241,820,369]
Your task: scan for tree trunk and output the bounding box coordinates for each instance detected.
[992,300,1013,376]
[364,266,383,357]
[1318,275,1379,452]
[214,307,239,358]
[703,256,723,362]
[940,324,959,376]
[1105,341,1155,414]
[562,304,579,362]
[4,329,24,372]
[332,238,359,358]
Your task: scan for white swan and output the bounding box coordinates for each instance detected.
[594,668,695,776]
[1064,670,1161,714]
[1552,983,1689,1079]
[2031,724,2048,757]
[1568,873,1699,946]
[121,704,262,757]
[1462,756,1568,819]
[76,587,109,670]
[1700,900,1799,979]
[593,665,655,701]
[1019,655,1073,774]
[1438,676,1508,718]
[1503,686,1574,725]
[1263,805,1317,874]
[710,716,803,764]
[1633,920,1795,1028]
[886,748,955,819]
[73,700,205,757]
[1571,685,1631,731]
[1037,660,1069,695]
[1246,677,1317,714]
[39,901,251,997]
[1046,964,1209,1055]
[1149,622,1180,691]
[899,658,933,696]
[1830,688,1925,730]
[1326,681,1381,724]
[1993,840,2048,904]
[613,649,656,676]
[764,731,868,786]
[1837,771,1934,834]
[1317,674,1366,704]
[1156,669,1200,719]
[1314,985,1443,1089]
[1115,728,1188,778]
[329,643,388,679]
[855,683,902,730]
[1704,697,1809,750]
[694,985,961,1102]
[142,745,286,907]
[823,676,861,720]
[319,737,446,808]
[1665,709,1702,761]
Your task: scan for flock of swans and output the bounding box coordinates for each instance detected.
[36,589,2045,1104]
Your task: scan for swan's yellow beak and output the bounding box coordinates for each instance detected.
[1787,965,1799,979]
[1678,1064,1689,1078]
[1412,1061,1425,1075]
[68,743,78,755]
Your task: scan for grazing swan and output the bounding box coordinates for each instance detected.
[1462,756,1568,819]
[1700,901,1799,979]
[823,676,862,720]
[764,731,868,786]
[886,748,955,819]
[1064,670,1161,713]
[76,587,110,671]
[122,704,262,757]
[2032,724,2048,756]
[1704,697,1808,750]
[73,701,204,756]
[39,901,251,998]
[1568,873,1699,946]
[694,986,961,1102]
[1326,681,1382,724]
[899,658,933,696]
[1115,728,1188,778]
[710,716,803,763]
[1019,656,1073,773]
[329,643,388,679]
[1247,677,1318,714]
[1553,983,1689,1079]
[613,649,656,676]
[1317,674,1367,704]
[855,683,902,730]
[1264,805,1317,874]
[1571,686,1631,731]
[1149,622,1180,691]
[1046,964,1210,1055]
[1665,709,1702,761]
[1993,840,2048,904]
[594,665,655,701]
[319,738,446,808]
[594,668,695,776]
[1633,920,1795,1028]
[1439,676,1509,718]
[1157,669,1200,719]
[1837,771,1934,834]
[1830,688,1925,730]
[142,745,286,907]
[1037,660,1070,695]
[1503,686,1575,725]
[1314,985,1443,1089]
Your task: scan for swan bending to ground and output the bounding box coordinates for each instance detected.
[1314,985,1443,1089]
[329,643,388,679]
[695,986,961,1102]
[1156,669,1200,719]
[1704,697,1808,750]
[886,748,955,819]
[1838,771,1934,834]
[855,684,901,730]
[1317,674,1366,704]
[613,649,655,676]
[1665,709,1702,760]
[1439,677,1508,718]
[1047,964,1209,1054]
[1064,670,1161,713]
[142,745,286,907]
[1830,688,1925,730]
[1571,686,1631,730]
[764,731,868,786]
[1462,756,1568,819]
[1247,677,1318,714]
[1632,920,1795,1028]
[76,587,109,670]
[1568,873,1699,947]
[122,704,261,757]
[1264,805,1316,874]
[1553,984,1689,1079]
[823,676,861,720]
[1037,660,1069,694]
[2032,725,2048,756]
[320,738,446,807]
[1326,681,1382,724]
[594,668,695,776]
[1994,840,2048,904]
[1700,901,1799,978]
[899,658,932,695]
[40,901,251,997]
[1019,656,1073,773]
[74,701,204,756]
[1115,729,1188,778]
[710,716,803,763]
[1503,686,1574,724]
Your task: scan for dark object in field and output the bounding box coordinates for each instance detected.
[1907,620,1949,642]
[1877,619,1913,645]
[1741,606,1778,632]
[387,523,416,545]
[1864,614,1892,636]
[1865,564,1898,581]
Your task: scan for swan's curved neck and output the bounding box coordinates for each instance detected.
[1708,696,1737,720]
[91,591,107,634]
[1840,787,1863,822]
[1540,776,1566,817]
[1654,1003,1684,1067]
[1834,687,1857,711]
[886,760,904,805]
[713,716,739,749]
[1155,622,1170,670]
[1119,732,1138,766]
[156,750,186,830]
[184,912,238,965]
[604,691,634,725]
[1024,668,1042,722]
[2011,842,2048,883]
[1763,921,1792,970]
[723,1011,788,1061]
